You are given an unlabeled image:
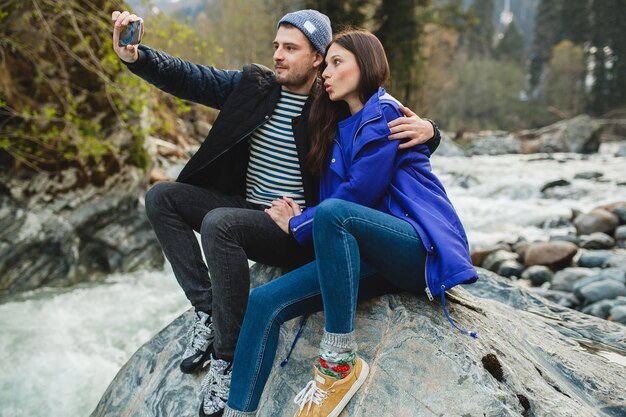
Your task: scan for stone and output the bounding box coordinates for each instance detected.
[580,232,616,250]
[541,179,571,193]
[92,268,626,417]
[435,132,467,157]
[515,114,603,154]
[529,288,580,309]
[573,270,626,299]
[582,299,615,319]
[0,166,163,294]
[574,171,603,180]
[497,259,525,278]
[577,251,615,268]
[149,167,169,183]
[522,265,554,286]
[613,207,626,225]
[616,144,626,158]
[524,241,579,270]
[551,267,597,292]
[615,225,626,248]
[462,131,519,155]
[610,306,626,324]
[194,119,212,137]
[482,250,519,273]
[578,280,626,304]
[574,209,619,236]
[549,234,581,246]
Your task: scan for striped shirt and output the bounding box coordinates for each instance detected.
[246,90,308,208]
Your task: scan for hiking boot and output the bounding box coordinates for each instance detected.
[293,357,369,417]
[180,311,214,374]
[199,354,232,417]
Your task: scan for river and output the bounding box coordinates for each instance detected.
[1,143,625,417]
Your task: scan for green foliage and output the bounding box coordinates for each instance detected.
[429,54,530,131]
[463,0,495,58]
[543,40,585,117]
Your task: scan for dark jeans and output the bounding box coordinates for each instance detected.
[144,181,314,358]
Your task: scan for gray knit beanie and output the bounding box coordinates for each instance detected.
[277,9,332,55]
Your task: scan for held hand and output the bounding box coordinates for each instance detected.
[111,10,144,63]
[265,198,298,234]
[387,105,435,150]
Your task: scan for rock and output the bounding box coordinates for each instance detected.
[549,234,581,246]
[580,232,616,250]
[511,239,530,259]
[582,299,615,319]
[149,167,170,183]
[616,143,626,158]
[435,132,467,157]
[578,280,626,304]
[194,119,212,138]
[482,250,519,273]
[515,114,603,154]
[522,265,554,286]
[574,209,619,236]
[497,259,525,278]
[615,225,626,248]
[610,306,626,324]
[528,287,580,309]
[92,268,626,417]
[0,167,163,294]
[551,267,597,292]
[574,171,603,180]
[573,270,626,299]
[524,241,578,270]
[613,207,626,225]
[462,131,519,155]
[577,250,615,268]
[541,179,571,193]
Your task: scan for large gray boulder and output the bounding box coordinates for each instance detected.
[515,114,603,154]
[92,267,626,417]
[0,166,163,294]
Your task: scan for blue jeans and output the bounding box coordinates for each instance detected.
[225,199,427,414]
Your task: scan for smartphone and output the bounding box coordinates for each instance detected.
[118,18,143,47]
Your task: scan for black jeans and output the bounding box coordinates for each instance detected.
[144,182,314,359]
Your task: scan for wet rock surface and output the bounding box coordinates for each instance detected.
[0,166,163,294]
[92,267,626,417]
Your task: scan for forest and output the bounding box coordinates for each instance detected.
[1,0,625,175]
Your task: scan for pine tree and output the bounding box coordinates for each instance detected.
[495,20,526,65]
[374,0,429,106]
[529,0,563,93]
[304,0,368,32]
[588,0,626,114]
[465,0,495,58]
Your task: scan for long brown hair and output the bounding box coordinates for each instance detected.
[306,30,390,175]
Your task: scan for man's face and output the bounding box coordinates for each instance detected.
[273,26,323,92]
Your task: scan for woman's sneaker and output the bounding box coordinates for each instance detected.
[199,354,232,417]
[293,357,369,417]
[180,311,214,374]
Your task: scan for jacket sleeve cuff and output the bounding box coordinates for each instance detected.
[289,208,316,245]
[424,118,441,155]
[122,45,148,70]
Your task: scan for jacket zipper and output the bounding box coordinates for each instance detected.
[291,217,313,235]
[424,250,434,301]
[353,115,381,143]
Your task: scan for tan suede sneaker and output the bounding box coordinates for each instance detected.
[293,357,369,417]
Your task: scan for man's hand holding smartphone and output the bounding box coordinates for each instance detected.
[112,11,144,63]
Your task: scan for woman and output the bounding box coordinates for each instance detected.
[219,30,477,417]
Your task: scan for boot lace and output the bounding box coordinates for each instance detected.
[294,380,328,415]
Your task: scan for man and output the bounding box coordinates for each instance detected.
[112,9,440,417]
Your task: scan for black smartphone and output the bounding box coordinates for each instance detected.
[118,19,143,47]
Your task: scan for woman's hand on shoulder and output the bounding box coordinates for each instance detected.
[265,197,301,235]
[387,105,435,150]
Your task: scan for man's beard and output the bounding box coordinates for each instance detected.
[276,66,315,89]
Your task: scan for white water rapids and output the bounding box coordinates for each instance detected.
[1,144,625,417]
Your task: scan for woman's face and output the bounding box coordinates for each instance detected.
[322,43,361,107]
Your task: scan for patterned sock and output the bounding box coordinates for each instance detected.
[316,348,357,379]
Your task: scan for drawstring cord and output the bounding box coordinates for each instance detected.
[280,314,308,367]
[441,285,478,338]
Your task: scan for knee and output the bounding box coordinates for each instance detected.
[200,207,233,243]
[315,198,352,227]
[248,286,284,325]
[144,181,176,221]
